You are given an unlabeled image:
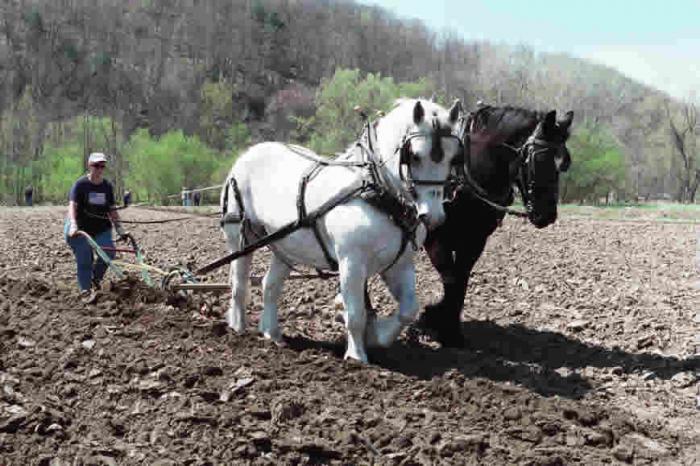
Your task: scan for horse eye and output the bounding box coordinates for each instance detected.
[412,154,421,164]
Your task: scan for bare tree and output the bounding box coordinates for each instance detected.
[666,101,699,202]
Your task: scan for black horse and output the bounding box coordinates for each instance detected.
[421,104,574,347]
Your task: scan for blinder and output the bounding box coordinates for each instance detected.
[517,136,565,213]
[397,121,464,193]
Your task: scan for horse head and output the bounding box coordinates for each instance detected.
[517,109,573,228]
[375,98,463,229]
[464,105,573,228]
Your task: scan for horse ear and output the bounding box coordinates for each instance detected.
[544,110,556,129]
[558,110,574,130]
[413,101,425,124]
[448,99,462,123]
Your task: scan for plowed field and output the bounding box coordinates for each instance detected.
[1,206,698,465]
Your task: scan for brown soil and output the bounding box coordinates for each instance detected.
[1,206,698,465]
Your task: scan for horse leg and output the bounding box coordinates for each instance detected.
[424,228,459,314]
[333,280,375,325]
[364,261,418,348]
[338,257,369,363]
[223,223,252,332]
[426,237,488,347]
[258,254,291,342]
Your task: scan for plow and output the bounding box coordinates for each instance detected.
[76,210,339,295]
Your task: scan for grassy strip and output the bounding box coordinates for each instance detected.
[559,203,700,223]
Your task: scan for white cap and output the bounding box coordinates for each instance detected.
[88,152,108,165]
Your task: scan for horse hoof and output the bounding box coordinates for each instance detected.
[335,308,378,326]
[227,321,247,334]
[437,330,465,348]
[261,328,283,344]
[226,310,247,333]
[343,351,369,364]
[271,337,287,348]
[417,309,441,331]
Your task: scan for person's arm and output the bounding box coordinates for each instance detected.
[67,200,79,236]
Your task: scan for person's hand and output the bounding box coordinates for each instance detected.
[114,222,128,240]
[68,220,79,237]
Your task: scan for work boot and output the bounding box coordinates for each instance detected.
[80,289,98,305]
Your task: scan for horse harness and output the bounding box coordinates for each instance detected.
[217,120,458,276]
[449,110,563,219]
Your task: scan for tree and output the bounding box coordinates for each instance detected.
[665,101,699,202]
[198,79,236,151]
[296,69,433,155]
[123,129,220,203]
[561,123,628,204]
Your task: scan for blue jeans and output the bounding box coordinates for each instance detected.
[64,221,115,291]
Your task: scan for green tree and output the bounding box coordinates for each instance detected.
[561,124,628,204]
[37,142,84,202]
[296,69,434,154]
[124,129,220,203]
[212,122,252,183]
[198,80,236,152]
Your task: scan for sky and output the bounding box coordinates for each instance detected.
[357,0,700,101]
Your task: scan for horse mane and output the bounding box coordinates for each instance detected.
[338,98,453,162]
[469,105,542,142]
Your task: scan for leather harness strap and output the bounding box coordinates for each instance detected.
[297,160,339,271]
[214,120,448,277]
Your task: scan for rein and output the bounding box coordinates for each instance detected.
[455,112,561,220]
[450,115,529,219]
[83,208,220,224]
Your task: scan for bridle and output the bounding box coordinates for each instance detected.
[396,119,464,197]
[453,112,567,219]
[502,135,565,216]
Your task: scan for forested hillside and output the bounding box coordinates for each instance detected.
[0,0,697,204]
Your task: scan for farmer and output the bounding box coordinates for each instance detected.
[64,152,128,303]
[193,190,201,206]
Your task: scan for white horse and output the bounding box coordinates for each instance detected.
[219,98,462,362]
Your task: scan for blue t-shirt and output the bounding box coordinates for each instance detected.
[69,176,115,236]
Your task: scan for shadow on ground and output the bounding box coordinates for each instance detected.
[284,319,698,399]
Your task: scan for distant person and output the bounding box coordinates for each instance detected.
[64,152,128,304]
[181,187,191,207]
[193,190,201,206]
[24,184,34,206]
[123,190,132,207]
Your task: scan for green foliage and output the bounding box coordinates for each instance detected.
[24,8,43,30]
[210,122,252,182]
[37,142,84,202]
[252,0,267,23]
[124,129,220,202]
[35,115,123,202]
[93,51,111,67]
[561,124,628,203]
[225,122,251,153]
[267,12,285,32]
[297,69,434,155]
[198,80,235,151]
[63,42,79,61]
[251,1,284,31]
